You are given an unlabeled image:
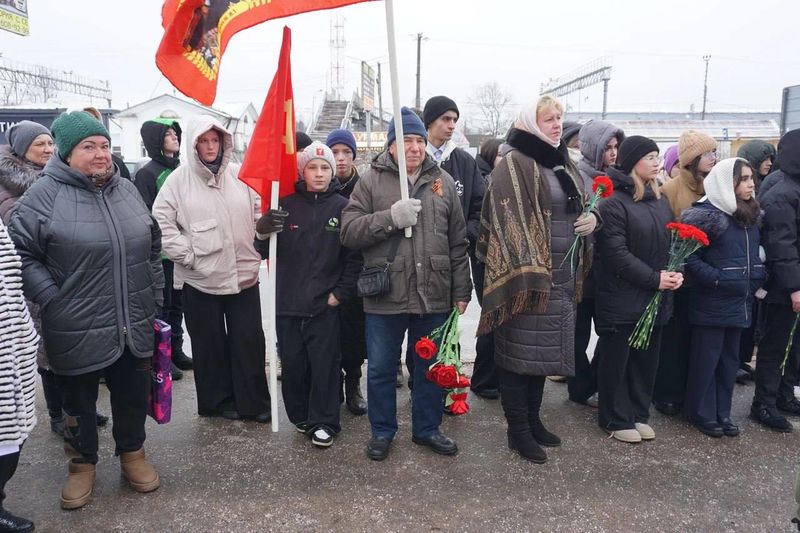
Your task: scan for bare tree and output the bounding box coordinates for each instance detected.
[468,82,514,137]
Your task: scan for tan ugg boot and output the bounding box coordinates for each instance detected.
[119,448,160,493]
[60,460,96,510]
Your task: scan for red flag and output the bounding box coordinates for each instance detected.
[239,26,296,211]
[156,0,375,105]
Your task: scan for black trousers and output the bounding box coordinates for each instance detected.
[754,303,800,408]
[55,348,149,463]
[0,448,21,508]
[568,297,598,402]
[470,258,498,392]
[685,326,742,423]
[653,289,691,406]
[277,307,342,433]
[339,297,366,380]
[182,284,270,417]
[39,367,63,420]
[160,259,184,341]
[597,324,662,431]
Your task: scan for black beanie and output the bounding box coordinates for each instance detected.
[422,96,459,128]
[561,121,582,144]
[296,131,313,151]
[616,135,659,174]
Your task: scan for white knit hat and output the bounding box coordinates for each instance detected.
[702,157,744,215]
[297,141,335,174]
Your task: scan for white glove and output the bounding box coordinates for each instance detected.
[574,212,598,237]
[390,199,422,229]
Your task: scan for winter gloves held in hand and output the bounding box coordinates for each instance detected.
[390,199,422,229]
[573,212,598,237]
[256,209,289,238]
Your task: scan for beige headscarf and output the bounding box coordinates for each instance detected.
[514,98,563,148]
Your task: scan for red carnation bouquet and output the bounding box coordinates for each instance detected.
[415,307,470,415]
[628,222,710,349]
[562,175,614,272]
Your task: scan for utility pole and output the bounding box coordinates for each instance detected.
[415,32,423,109]
[701,55,711,120]
[377,62,384,131]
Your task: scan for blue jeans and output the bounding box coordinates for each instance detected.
[366,313,448,439]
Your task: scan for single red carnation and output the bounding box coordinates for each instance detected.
[691,227,710,247]
[677,223,710,247]
[666,222,683,232]
[415,336,438,360]
[456,373,471,389]
[448,392,470,415]
[592,176,614,198]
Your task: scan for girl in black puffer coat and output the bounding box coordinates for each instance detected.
[682,158,765,438]
[594,136,683,444]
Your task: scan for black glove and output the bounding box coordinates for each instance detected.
[256,209,289,236]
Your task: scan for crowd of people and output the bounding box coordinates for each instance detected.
[0,94,798,530]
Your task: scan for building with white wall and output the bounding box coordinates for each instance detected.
[113,94,258,162]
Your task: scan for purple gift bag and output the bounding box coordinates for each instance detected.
[148,319,173,424]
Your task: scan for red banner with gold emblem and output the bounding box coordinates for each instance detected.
[238,25,296,210]
[156,0,375,105]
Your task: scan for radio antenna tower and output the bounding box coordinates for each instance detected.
[329,15,346,100]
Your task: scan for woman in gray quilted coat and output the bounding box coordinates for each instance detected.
[476,96,598,464]
[9,111,164,510]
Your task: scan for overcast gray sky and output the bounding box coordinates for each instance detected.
[1,0,798,123]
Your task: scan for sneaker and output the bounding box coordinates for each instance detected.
[311,428,333,448]
[634,423,655,440]
[750,403,793,432]
[586,393,599,408]
[608,429,642,443]
[295,423,311,434]
[547,376,568,383]
[777,398,800,416]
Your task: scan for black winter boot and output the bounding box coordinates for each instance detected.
[500,381,546,464]
[528,376,561,447]
[171,335,194,370]
[345,376,368,416]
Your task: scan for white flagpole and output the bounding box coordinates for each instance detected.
[266,180,280,432]
[384,0,412,238]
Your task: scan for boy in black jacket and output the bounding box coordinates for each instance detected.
[256,141,361,448]
[134,119,193,377]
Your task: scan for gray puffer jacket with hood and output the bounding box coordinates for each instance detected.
[575,119,625,298]
[8,156,164,376]
[577,119,625,186]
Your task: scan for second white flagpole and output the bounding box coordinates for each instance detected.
[266,180,280,432]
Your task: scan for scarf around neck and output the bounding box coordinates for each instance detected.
[506,128,584,213]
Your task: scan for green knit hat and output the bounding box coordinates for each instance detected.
[51,111,111,158]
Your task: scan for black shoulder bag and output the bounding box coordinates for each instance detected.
[356,235,402,298]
